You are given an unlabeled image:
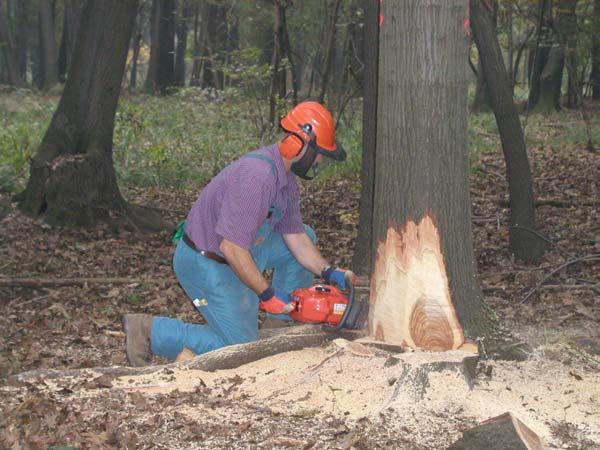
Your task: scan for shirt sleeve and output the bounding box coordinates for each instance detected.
[215,163,274,249]
[274,180,305,234]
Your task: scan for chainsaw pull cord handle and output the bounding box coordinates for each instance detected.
[323,272,355,332]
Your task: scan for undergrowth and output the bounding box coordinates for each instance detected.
[0,87,597,192]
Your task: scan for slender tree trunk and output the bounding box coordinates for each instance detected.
[318,0,343,104]
[352,0,379,275]
[17,0,166,231]
[38,0,58,90]
[15,0,28,80]
[145,0,176,94]
[201,3,226,89]
[174,0,190,87]
[471,0,496,112]
[280,4,298,105]
[513,27,535,88]
[369,0,486,346]
[507,2,514,92]
[0,0,24,86]
[129,7,143,92]
[528,0,559,112]
[189,2,202,87]
[556,0,580,108]
[471,0,546,263]
[269,0,285,127]
[592,0,600,100]
[534,43,564,113]
[57,0,81,83]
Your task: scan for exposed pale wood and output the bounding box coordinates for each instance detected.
[448,412,546,450]
[10,325,361,384]
[387,350,479,401]
[369,215,465,351]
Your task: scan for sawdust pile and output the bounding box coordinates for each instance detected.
[101,338,599,449]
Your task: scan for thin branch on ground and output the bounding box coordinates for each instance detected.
[521,254,600,303]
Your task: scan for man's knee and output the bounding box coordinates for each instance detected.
[303,224,317,244]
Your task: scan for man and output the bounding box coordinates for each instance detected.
[123,101,354,366]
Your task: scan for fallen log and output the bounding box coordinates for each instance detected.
[10,325,364,385]
[448,412,545,450]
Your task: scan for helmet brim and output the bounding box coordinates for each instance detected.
[313,141,347,162]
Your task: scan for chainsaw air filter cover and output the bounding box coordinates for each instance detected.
[289,284,348,326]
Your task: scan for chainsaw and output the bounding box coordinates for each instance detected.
[289,278,366,331]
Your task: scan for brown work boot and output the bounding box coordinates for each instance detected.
[123,314,153,367]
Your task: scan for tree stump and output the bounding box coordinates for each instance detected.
[448,412,546,450]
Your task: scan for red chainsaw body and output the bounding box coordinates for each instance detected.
[290,285,348,326]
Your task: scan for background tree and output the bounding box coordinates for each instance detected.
[57,0,82,82]
[351,0,379,275]
[365,0,487,346]
[471,0,546,264]
[174,0,190,87]
[37,0,58,91]
[145,0,176,94]
[591,0,600,99]
[0,0,25,86]
[17,0,165,231]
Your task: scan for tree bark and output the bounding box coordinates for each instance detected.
[17,0,167,231]
[57,0,82,83]
[145,0,176,94]
[0,0,25,86]
[189,1,205,87]
[129,6,144,92]
[556,0,580,108]
[15,0,28,81]
[527,0,560,113]
[471,0,546,264]
[592,0,600,100]
[368,0,486,348]
[318,0,343,104]
[471,0,496,113]
[174,0,190,87]
[200,3,227,90]
[38,0,58,90]
[351,0,379,276]
[269,0,286,127]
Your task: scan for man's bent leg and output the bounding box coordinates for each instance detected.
[151,241,259,360]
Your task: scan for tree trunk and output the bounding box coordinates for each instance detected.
[15,0,28,81]
[38,0,58,90]
[189,1,204,87]
[145,0,176,94]
[351,0,379,276]
[269,0,286,127]
[201,3,227,90]
[280,4,298,105]
[527,0,558,112]
[471,0,496,113]
[368,0,486,348]
[0,0,25,86]
[472,58,492,112]
[318,0,343,104]
[129,7,143,92]
[507,2,514,93]
[57,0,81,83]
[556,0,580,108]
[17,0,166,231]
[591,0,600,100]
[174,0,190,87]
[471,0,546,264]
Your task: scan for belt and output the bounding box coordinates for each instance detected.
[182,234,229,265]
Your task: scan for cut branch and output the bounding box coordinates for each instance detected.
[10,325,363,384]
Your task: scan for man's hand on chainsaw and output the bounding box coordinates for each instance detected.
[322,267,357,290]
[258,287,296,315]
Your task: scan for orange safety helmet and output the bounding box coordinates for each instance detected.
[279,101,346,162]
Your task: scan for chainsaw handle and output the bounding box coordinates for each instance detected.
[322,275,355,332]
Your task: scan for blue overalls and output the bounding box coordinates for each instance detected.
[150,154,316,360]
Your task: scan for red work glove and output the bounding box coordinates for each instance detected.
[258,287,295,314]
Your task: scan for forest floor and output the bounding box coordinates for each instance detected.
[0,100,599,448]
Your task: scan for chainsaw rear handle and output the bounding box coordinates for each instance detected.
[322,272,355,332]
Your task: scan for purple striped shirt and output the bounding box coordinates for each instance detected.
[185,144,304,252]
